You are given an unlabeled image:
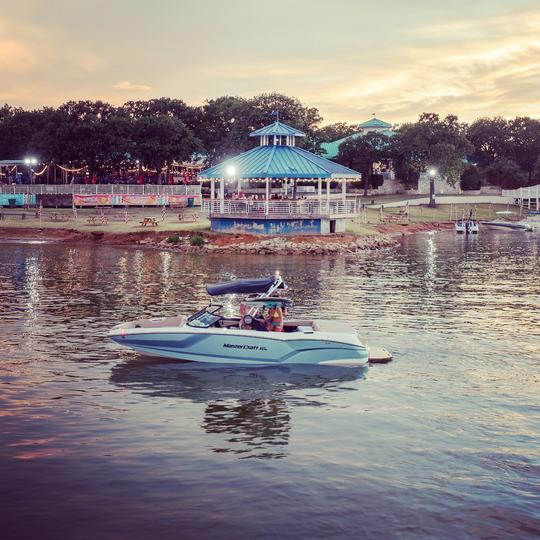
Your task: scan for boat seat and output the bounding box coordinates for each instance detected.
[132,315,186,329]
[218,318,241,328]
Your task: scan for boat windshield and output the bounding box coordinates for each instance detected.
[187,305,223,328]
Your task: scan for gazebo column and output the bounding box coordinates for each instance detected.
[283,178,288,197]
[265,178,269,215]
[220,178,225,213]
[326,178,330,213]
[237,176,242,194]
[210,178,215,201]
[342,178,347,211]
[318,178,322,212]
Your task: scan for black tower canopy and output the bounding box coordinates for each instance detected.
[206,277,284,296]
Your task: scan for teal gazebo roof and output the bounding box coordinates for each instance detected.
[199,145,361,179]
[358,117,392,129]
[249,121,306,138]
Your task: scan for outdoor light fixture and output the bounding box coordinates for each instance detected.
[428,168,437,208]
[24,157,38,166]
[226,165,236,177]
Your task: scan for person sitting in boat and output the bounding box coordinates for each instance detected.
[266,303,284,332]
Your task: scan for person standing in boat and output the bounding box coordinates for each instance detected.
[266,304,284,332]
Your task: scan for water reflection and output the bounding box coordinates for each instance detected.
[111,359,366,459]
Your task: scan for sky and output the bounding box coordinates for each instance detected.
[1,0,540,125]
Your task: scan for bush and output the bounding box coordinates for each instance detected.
[369,174,384,189]
[460,166,482,190]
[189,234,205,247]
[167,234,180,244]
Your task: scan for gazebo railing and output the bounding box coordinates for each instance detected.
[0,184,201,196]
[203,199,358,216]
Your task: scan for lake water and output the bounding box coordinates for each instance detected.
[0,230,539,540]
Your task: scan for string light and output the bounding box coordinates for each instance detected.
[57,164,88,173]
[33,164,49,176]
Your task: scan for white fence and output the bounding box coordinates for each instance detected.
[0,184,201,196]
[203,199,359,216]
[502,184,540,209]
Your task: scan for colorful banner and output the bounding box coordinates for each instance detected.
[0,194,36,206]
[72,194,199,207]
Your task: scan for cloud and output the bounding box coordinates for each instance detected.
[0,37,36,72]
[113,81,152,91]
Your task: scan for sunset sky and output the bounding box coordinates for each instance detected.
[2,0,540,125]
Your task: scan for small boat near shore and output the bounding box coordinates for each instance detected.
[109,275,372,367]
[455,219,479,234]
[482,211,533,231]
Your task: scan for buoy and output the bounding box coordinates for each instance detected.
[368,347,393,363]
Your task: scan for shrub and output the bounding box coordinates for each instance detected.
[167,234,180,244]
[189,234,205,247]
[460,166,482,190]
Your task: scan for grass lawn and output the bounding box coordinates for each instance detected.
[0,206,210,233]
[345,203,519,235]
[0,202,521,237]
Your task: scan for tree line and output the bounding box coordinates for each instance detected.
[336,113,540,191]
[1,93,539,189]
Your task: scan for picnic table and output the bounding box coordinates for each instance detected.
[140,216,159,227]
[178,210,199,223]
[86,214,108,226]
[49,213,69,222]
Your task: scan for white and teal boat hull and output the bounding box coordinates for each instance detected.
[109,319,368,367]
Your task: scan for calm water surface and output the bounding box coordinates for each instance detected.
[0,231,539,540]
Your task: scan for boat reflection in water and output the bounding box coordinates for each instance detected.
[110,358,367,459]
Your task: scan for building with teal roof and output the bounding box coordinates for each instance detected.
[321,116,394,160]
[198,119,363,234]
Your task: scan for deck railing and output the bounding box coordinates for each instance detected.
[0,184,201,196]
[202,198,359,216]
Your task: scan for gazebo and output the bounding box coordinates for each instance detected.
[198,120,363,234]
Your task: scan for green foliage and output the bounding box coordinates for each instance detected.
[188,234,205,247]
[336,131,391,194]
[534,154,540,180]
[392,113,472,187]
[508,117,540,181]
[315,122,357,143]
[460,166,482,190]
[467,117,510,167]
[486,159,527,189]
[167,234,180,244]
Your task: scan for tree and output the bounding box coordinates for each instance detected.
[460,166,482,191]
[391,113,472,187]
[198,96,252,164]
[131,115,201,182]
[122,97,201,134]
[485,158,527,189]
[467,117,510,167]
[534,154,540,181]
[508,117,540,182]
[336,132,391,195]
[315,123,357,143]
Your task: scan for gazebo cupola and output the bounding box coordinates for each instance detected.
[249,120,306,147]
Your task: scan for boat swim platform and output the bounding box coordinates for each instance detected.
[368,346,393,363]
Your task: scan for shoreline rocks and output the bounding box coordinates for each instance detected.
[0,221,454,255]
[151,233,399,255]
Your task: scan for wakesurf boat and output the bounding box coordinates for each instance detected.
[108,275,369,367]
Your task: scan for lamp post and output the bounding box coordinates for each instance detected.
[24,157,38,184]
[428,168,437,208]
